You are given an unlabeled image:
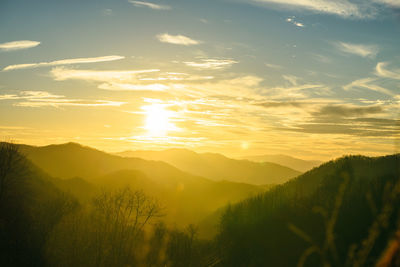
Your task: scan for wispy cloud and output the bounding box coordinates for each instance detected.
[16,99,124,108]
[286,17,305,27]
[375,0,400,8]
[375,62,400,80]
[50,68,213,92]
[103,8,113,16]
[98,83,169,91]
[0,40,40,51]
[50,68,172,91]
[250,0,366,18]
[157,33,201,46]
[50,68,159,81]
[334,42,378,58]
[129,0,171,10]
[3,55,124,71]
[265,63,283,69]
[343,77,394,96]
[235,0,400,20]
[315,104,383,117]
[311,54,331,63]
[0,91,125,108]
[184,59,238,70]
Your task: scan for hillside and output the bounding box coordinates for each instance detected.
[16,142,267,225]
[242,154,322,172]
[117,148,301,185]
[0,143,78,266]
[217,154,400,266]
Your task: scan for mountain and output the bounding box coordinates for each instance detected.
[117,148,301,185]
[216,154,400,266]
[242,154,322,172]
[0,143,78,266]
[16,142,266,225]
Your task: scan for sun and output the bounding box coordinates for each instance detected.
[143,104,175,136]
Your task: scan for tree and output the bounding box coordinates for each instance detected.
[0,142,28,204]
[46,188,163,267]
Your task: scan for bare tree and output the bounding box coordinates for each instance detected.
[91,188,164,266]
[46,187,164,267]
[0,142,28,204]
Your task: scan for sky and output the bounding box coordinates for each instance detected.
[0,0,399,160]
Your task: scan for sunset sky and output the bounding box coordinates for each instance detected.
[0,0,399,160]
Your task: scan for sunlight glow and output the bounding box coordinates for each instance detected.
[143,104,177,136]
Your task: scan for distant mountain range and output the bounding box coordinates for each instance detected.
[241,154,322,172]
[16,142,268,225]
[117,148,301,185]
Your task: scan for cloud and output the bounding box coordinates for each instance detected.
[50,67,158,81]
[0,90,125,108]
[343,77,394,96]
[265,63,283,69]
[375,0,400,8]
[283,122,398,136]
[257,101,308,108]
[98,83,169,91]
[50,67,174,92]
[283,75,300,86]
[250,0,366,18]
[139,72,214,81]
[103,8,113,16]
[311,54,331,63]
[232,0,400,20]
[0,40,40,51]
[260,75,330,99]
[16,100,124,108]
[50,67,215,93]
[315,104,383,117]
[3,55,124,71]
[0,91,63,100]
[375,62,400,80]
[128,0,171,10]
[183,59,238,70]
[286,17,305,27]
[334,42,378,58]
[157,33,201,46]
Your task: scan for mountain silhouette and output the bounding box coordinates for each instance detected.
[16,142,267,226]
[117,148,301,185]
[217,154,400,266]
[242,154,322,172]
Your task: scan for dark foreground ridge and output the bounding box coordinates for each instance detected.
[0,141,399,266]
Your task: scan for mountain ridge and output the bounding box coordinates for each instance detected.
[117,148,301,185]
[241,153,322,172]
[10,142,269,226]
[216,153,400,266]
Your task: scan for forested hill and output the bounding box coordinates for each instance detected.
[217,154,400,267]
[0,143,78,266]
[14,142,267,226]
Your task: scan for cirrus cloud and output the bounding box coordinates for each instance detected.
[375,62,400,80]
[3,55,125,71]
[183,58,238,70]
[334,42,378,58]
[250,0,366,18]
[0,90,125,108]
[157,33,201,46]
[0,40,40,51]
[128,0,171,10]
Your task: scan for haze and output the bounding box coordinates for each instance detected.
[1,0,399,160]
